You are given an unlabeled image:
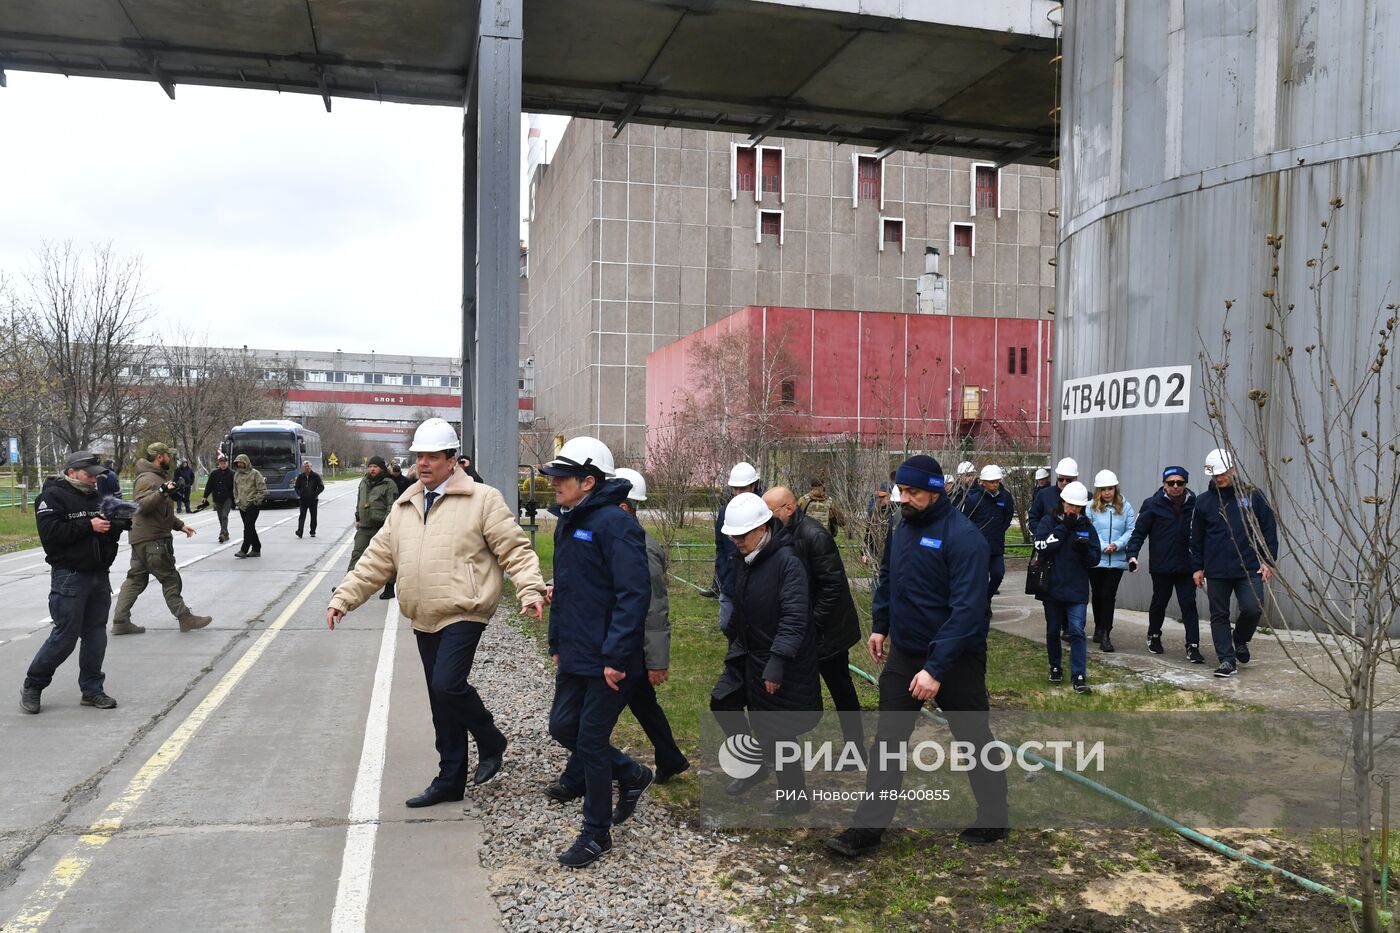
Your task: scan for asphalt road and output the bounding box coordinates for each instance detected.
[0,481,502,932]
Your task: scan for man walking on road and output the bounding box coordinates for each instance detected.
[327,418,546,810]
[202,455,235,543]
[110,442,211,635]
[232,454,267,559]
[173,459,196,514]
[21,452,126,714]
[351,455,399,599]
[1125,465,1204,662]
[294,460,324,538]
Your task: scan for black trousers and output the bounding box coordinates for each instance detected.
[853,644,1008,831]
[25,568,110,696]
[708,658,809,795]
[1147,571,1201,645]
[239,506,261,553]
[1087,567,1124,634]
[819,650,865,748]
[549,670,642,837]
[415,621,506,793]
[297,499,318,535]
[627,678,689,774]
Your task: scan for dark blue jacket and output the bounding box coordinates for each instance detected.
[1124,487,1196,574]
[714,503,738,598]
[547,478,651,677]
[1033,511,1101,604]
[872,496,990,681]
[96,471,121,498]
[1026,483,1059,529]
[1190,483,1279,578]
[961,485,1015,555]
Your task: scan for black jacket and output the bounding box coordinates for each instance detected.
[391,473,412,495]
[96,471,121,498]
[203,467,235,504]
[174,465,196,492]
[36,477,123,571]
[714,499,740,599]
[1124,487,1196,574]
[1033,511,1101,603]
[778,511,860,659]
[1027,483,1059,529]
[731,523,820,712]
[547,478,651,677]
[294,470,325,502]
[1190,483,1279,578]
[961,485,1016,555]
[872,496,990,681]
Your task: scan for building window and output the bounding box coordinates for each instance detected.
[734,146,757,196]
[1020,346,1028,375]
[950,222,975,256]
[450,376,461,388]
[971,163,1001,216]
[780,379,796,408]
[855,155,882,207]
[760,148,783,199]
[383,374,402,385]
[332,371,347,383]
[757,209,784,244]
[1007,347,1017,375]
[306,371,327,383]
[880,217,905,252]
[346,372,365,384]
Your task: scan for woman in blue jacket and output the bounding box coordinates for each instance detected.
[1086,470,1136,653]
[1034,481,1102,693]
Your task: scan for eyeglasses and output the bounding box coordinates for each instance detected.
[1057,477,1071,484]
[1164,480,1186,487]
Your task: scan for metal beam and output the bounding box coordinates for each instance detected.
[140,53,175,99]
[747,109,788,147]
[0,68,7,87]
[316,68,332,112]
[461,56,478,465]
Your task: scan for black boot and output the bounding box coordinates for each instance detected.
[1100,631,1115,653]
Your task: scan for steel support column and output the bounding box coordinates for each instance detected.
[462,0,522,514]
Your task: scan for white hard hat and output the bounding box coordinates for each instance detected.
[1203,448,1234,476]
[408,417,461,453]
[1034,467,1051,481]
[542,435,616,478]
[727,462,760,488]
[957,461,975,476]
[1054,457,1080,477]
[614,467,647,502]
[979,464,1005,482]
[720,492,772,535]
[1093,469,1119,488]
[1060,481,1091,507]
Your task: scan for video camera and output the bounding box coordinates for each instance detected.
[101,495,139,534]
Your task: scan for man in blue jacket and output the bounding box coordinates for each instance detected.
[961,464,1015,623]
[1189,449,1279,679]
[825,454,1007,858]
[543,436,654,868]
[1125,465,1204,662]
[713,462,761,632]
[1028,457,1079,529]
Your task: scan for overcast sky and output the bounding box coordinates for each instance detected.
[0,71,569,358]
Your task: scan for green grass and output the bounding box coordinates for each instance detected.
[0,508,41,551]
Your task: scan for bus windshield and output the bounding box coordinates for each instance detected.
[229,432,299,474]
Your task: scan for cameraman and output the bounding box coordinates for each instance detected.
[21,452,125,714]
[110,442,212,635]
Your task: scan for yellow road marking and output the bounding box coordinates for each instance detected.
[5,535,355,931]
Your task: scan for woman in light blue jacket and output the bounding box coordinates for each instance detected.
[1087,469,1136,652]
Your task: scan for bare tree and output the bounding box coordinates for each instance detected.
[642,414,707,548]
[1200,198,1399,931]
[302,402,367,471]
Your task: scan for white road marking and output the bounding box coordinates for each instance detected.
[330,597,400,933]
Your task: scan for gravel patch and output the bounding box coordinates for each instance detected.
[465,612,750,932]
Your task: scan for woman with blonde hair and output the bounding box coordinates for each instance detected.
[1087,469,1136,652]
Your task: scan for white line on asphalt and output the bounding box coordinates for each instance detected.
[330,597,400,933]
[2,534,356,933]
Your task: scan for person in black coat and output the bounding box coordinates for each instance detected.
[96,460,121,498]
[712,462,762,632]
[389,462,412,495]
[1124,465,1203,662]
[173,460,196,513]
[1033,482,1101,694]
[202,455,236,543]
[825,455,1007,859]
[293,461,325,538]
[764,486,864,753]
[961,465,1016,623]
[711,492,818,813]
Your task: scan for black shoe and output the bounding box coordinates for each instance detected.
[1214,661,1237,678]
[1048,666,1063,684]
[543,780,584,803]
[80,692,118,710]
[473,747,506,786]
[1099,633,1115,653]
[656,759,691,784]
[405,785,464,808]
[768,796,813,818]
[1234,642,1251,665]
[250,550,261,558]
[310,533,316,537]
[613,765,654,824]
[1187,644,1206,664]
[959,826,1009,845]
[295,530,303,538]
[1060,629,1071,642]
[1147,634,1164,654]
[1072,674,1090,694]
[20,685,41,714]
[558,832,612,868]
[379,588,395,600]
[1091,629,1103,645]
[234,551,249,559]
[824,827,883,858]
[725,768,769,797]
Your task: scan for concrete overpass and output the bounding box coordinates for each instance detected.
[0,0,1060,507]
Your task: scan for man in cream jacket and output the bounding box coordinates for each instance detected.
[327,418,546,808]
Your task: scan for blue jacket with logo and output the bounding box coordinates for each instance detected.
[960,485,1015,555]
[1087,500,1136,570]
[872,497,990,681]
[1033,511,1101,603]
[547,478,651,677]
[1124,487,1196,574]
[1189,483,1279,578]
[1027,483,1060,529]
